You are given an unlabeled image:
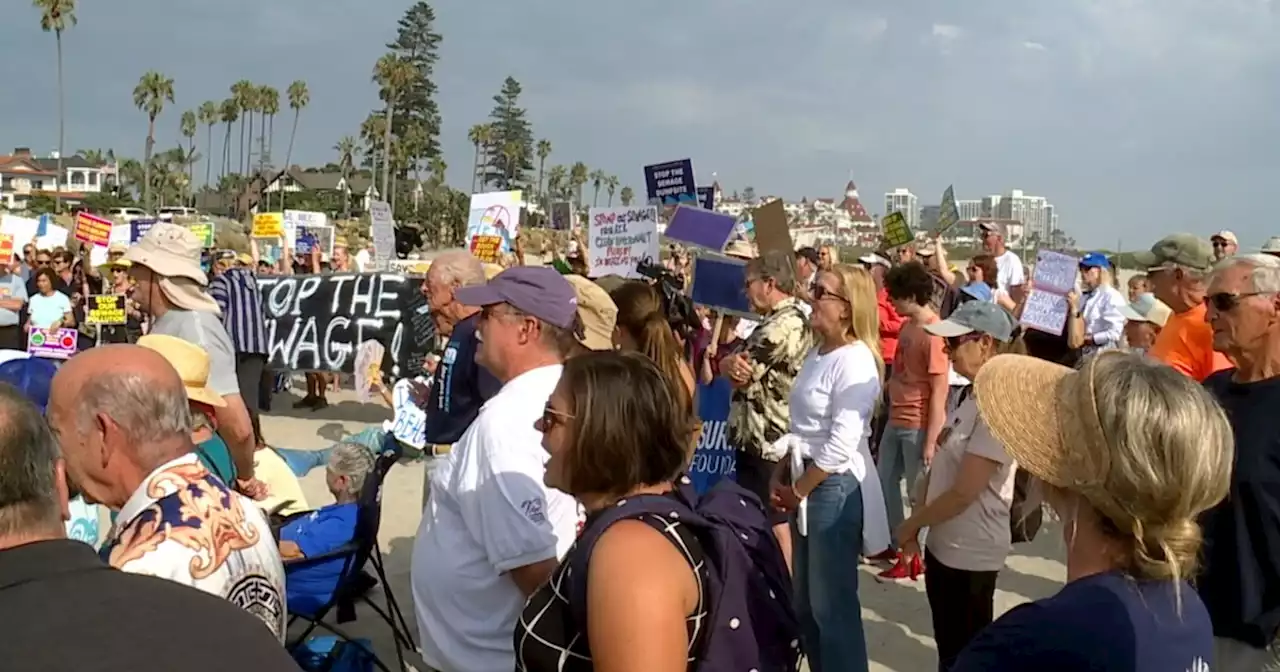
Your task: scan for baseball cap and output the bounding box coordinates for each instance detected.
[564,275,618,351]
[1131,234,1215,273]
[1211,230,1238,244]
[960,281,994,303]
[1079,252,1110,269]
[924,300,1017,342]
[1119,293,1172,327]
[454,266,579,330]
[979,221,1005,235]
[858,253,890,268]
[1262,236,1280,255]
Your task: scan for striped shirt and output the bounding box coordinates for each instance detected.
[208,268,267,355]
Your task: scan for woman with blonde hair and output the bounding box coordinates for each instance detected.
[952,350,1230,671]
[770,263,889,672]
[1073,253,1127,354]
[609,280,696,410]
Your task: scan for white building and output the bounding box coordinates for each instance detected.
[884,188,919,231]
[0,148,115,210]
[957,199,983,221]
[996,189,1054,241]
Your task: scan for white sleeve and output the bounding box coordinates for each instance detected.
[1008,256,1026,288]
[811,348,881,473]
[463,428,560,573]
[1094,288,1127,346]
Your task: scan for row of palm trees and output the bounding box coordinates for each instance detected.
[464,124,635,209]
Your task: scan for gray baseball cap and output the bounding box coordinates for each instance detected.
[1131,234,1215,273]
[455,266,579,330]
[924,301,1017,342]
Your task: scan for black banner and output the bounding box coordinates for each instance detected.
[256,273,435,377]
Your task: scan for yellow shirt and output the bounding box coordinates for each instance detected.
[1149,303,1233,381]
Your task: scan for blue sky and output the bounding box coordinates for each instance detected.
[3,0,1278,248]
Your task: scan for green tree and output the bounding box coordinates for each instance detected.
[483,77,534,190]
[535,139,551,204]
[589,168,606,207]
[133,71,174,211]
[34,0,76,213]
[259,84,279,172]
[180,109,197,206]
[283,81,309,176]
[335,136,359,218]
[373,54,416,214]
[546,164,567,201]
[384,2,443,175]
[620,186,634,206]
[218,98,238,179]
[569,162,588,209]
[197,101,218,194]
[466,124,488,194]
[230,80,253,174]
[606,175,619,206]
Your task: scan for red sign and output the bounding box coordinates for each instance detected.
[74,212,113,247]
[0,234,12,266]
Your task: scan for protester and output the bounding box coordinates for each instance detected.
[1127,273,1150,302]
[564,274,619,355]
[47,345,287,641]
[961,253,1013,309]
[1134,234,1234,380]
[818,245,838,271]
[952,351,1228,670]
[1212,230,1239,261]
[0,260,28,350]
[1262,236,1280,258]
[124,223,263,498]
[411,267,582,672]
[796,246,821,293]
[903,302,1024,670]
[720,249,814,566]
[1199,254,1280,670]
[770,264,887,672]
[1073,253,1126,354]
[860,252,901,458]
[609,280,696,405]
[25,267,72,331]
[1119,293,1172,354]
[98,258,144,344]
[516,351,708,671]
[0,383,299,671]
[978,222,1026,302]
[278,441,375,615]
[878,261,950,580]
[209,248,269,449]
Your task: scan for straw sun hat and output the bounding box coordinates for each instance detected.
[137,334,226,408]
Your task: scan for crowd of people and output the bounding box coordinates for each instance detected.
[0,215,1277,672]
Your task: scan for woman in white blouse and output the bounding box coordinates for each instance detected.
[770,263,887,672]
[1074,253,1127,354]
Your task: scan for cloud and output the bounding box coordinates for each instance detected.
[1022,40,1047,51]
[932,23,962,40]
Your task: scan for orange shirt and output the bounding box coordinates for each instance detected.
[887,317,949,428]
[1149,303,1233,381]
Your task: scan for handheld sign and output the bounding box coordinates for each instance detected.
[935,185,960,236]
[663,206,737,252]
[690,378,737,494]
[466,190,522,263]
[588,206,659,279]
[27,328,77,360]
[130,218,157,243]
[881,211,913,249]
[370,200,396,266]
[549,201,575,230]
[751,199,793,256]
[252,212,284,238]
[74,212,113,247]
[85,295,127,326]
[354,340,386,404]
[690,255,753,319]
[188,222,216,248]
[644,159,697,206]
[697,186,716,210]
[1020,250,1079,335]
[0,234,13,266]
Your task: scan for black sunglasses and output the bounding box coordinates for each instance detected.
[1206,291,1268,312]
[812,285,848,303]
[944,333,984,350]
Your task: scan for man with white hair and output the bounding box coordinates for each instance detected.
[978,221,1026,303]
[1134,234,1234,381]
[1211,230,1239,261]
[1199,253,1280,671]
[411,267,581,672]
[47,345,286,640]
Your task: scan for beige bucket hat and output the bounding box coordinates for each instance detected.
[124,223,221,314]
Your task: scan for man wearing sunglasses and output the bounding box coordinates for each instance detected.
[1210,230,1238,262]
[1133,234,1233,381]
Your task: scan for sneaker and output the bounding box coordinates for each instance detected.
[292,395,317,409]
[875,555,924,583]
[864,548,899,565]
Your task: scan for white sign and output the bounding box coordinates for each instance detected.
[1032,250,1079,295]
[1020,250,1079,335]
[587,205,660,279]
[369,201,395,268]
[283,210,327,248]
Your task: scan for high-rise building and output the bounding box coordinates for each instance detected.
[981,195,1002,218]
[957,199,983,221]
[996,189,1053,240]
[884,188,919,230]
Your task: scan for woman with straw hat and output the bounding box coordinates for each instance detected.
[950,350,1230,671]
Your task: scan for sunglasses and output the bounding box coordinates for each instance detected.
[1206,291,1269,312]
[1212,241,1230,248]
[812,285,848,303]
[944,332,984,351]
[34,259,51,266]
[539,404,574,431]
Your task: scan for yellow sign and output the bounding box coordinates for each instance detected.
[188,222,215,248]
[253,212,284,238]
[85,295,128,326]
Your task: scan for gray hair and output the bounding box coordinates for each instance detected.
[0,383,64,537]
[78,372,192,468]
[428,251,486,288]
[327,442,376,497]
[746,249,798,295]
[1212,254,1280,294]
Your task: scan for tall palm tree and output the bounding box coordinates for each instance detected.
[180,110,197,206]
[218,98,238,180]
[78,148,105,165]
[132,71,174,211]
[259,84,279,172]
[242,85,259,175]
[335,136,358,218]
[197,101,218,196]
[535,139,552,204]
[569,162,588,209]
[474,123,494,192]
[620,186,634,206]
[466,124,485,194]
[589,169,607,207]
[283,81,309,176]
[34,0,76,213]
[501,142,522,188]
[546,164,567,201]
[230,80,253,174]
[372,54,415,212]
[605,175,619,206]
[427,156,447,188]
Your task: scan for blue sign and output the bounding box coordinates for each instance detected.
[643,159,697,206]
[664,206,737,252]
[690,378,737,494]
[697,186,715,210]
[691,255,752,317]
[130,218,157,243]
[37,213,50,237]
[295,231,318,255]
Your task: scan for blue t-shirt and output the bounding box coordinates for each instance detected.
[280,502,359,615]
[422,313,501,446]
[953,572,1213,671]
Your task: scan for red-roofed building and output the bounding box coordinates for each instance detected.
[838,181,874,223]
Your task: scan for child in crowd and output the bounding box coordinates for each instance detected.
[1120,293,1172,354]
[1126,274,1149,302]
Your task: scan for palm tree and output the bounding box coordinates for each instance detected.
[197,101,217,195]
[427,156,447,188]
[605,175,619,206]
[259,85,279,172]
[218,98,238,180]
[133,71,174,211]
[282,81,309,177]
[34,0,76,213]
[546,164,567,201]
[569,162,588,209]
[589,169,606,207]
[501,142,522,187]
[466,124,486,194]
[78,148,105,165]
[373,54,415,212]
[535,139,552,204]
[230,80,253,174]
[620,186,634,206]
[335,136,358,218]
[180,110,197,206]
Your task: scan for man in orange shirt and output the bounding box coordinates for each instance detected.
[1134,234,1234,381]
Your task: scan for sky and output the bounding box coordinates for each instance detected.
[3,0,1279,249]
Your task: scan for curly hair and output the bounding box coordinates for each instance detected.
[884,261,935,307]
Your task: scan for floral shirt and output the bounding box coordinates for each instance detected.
[100,453,287,641]
[727,297,813,461]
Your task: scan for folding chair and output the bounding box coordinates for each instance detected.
[281,444,416,671]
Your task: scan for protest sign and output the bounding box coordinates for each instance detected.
[643,159,697,206]
[0,234,13,266]
[27,328,77,360]
[35,224,68,250]
[256,272,435,377]
[109,223,131,248]
[587,205,659,279]
[252,212,284,238]
[37,213,50,237]
[282,210,327,248]
[74,212,113,247]
[0,214,39,250]
[188,222,215,248]
[690,255,753,318]
[369,200,395,267]
[752,199,793,255]
[466,191,522,263]
[130,218,157,243]
[1020,250,1079,335]
[663,206,737,252]
[354,340,385,403]
[549,201,574,230]
[935,185,960,236]
[881,211,913,248]
[697,186,716,210]
[690,378,737,494]
[85,295,127,326]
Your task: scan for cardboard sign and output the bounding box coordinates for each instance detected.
[369,200,395,265]
[643,159,697,206]
[188,222,215,248]
[690,255,753,318]
[354,340,385,403]
[0,234,13,266]
[690,378,737,494]
[751,199,793,255]
[74,212,113,247]
[283,210,327,248]
[549,201,575,230]
[587,206,659,279]
[663,206,737,252]
[252,212,284,238]
[697,186,716,210]
[935,185,960,235]
[1020,250,1079,335]
[85,295,127,326]
[881,211,913,248]
[465,191,522,261]
[469,234,503,264]
[130,218,157,243]
[27,327,78,360]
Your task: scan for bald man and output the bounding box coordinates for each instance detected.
[48,345,287,641]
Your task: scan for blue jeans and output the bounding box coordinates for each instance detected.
[877,424,925,546]
[792,472,869,672]
[274,447,331,477]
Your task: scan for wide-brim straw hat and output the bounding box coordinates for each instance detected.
[973,353,1109,490]
[137,334,227,408]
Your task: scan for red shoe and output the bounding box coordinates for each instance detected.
[864,548,899,565]
[875,554,924,583]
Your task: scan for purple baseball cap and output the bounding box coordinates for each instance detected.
[455,266,579,329]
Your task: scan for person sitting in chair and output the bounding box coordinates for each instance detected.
[278,441,376,615]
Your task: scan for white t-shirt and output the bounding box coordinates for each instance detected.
[384,377,428,450]
[151,309,240,396]
[27,292,72,328]
[994,250,1026,295]
[788,342,880,476]
[412,365,580,672]
[924,396,1017,572]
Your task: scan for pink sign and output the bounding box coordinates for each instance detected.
[27,328,77,360]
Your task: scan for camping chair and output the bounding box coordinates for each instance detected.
[281,445,416,671]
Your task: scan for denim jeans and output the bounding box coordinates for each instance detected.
[877,424,925,546]
[792,471,869,672]
[274,447,331,477]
